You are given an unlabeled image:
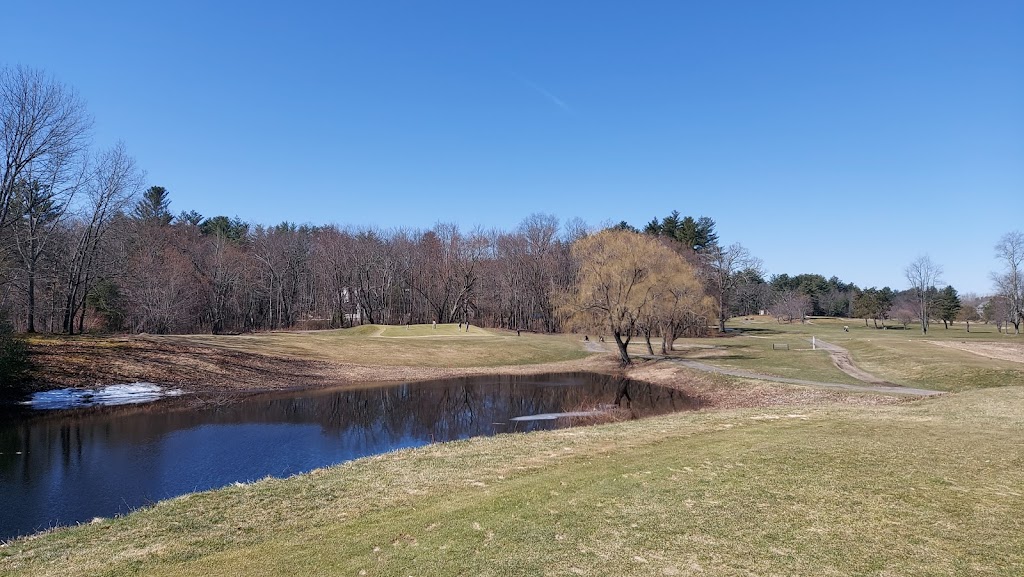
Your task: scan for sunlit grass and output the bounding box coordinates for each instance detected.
[634,334,864,385]
[153,324,590,368]
[629,316,1024,391]
[4,386,1022,576]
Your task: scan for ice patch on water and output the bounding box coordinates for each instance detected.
[22,383,184,410]
[509,410,605,422]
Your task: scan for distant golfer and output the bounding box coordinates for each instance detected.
[432,320,436,329]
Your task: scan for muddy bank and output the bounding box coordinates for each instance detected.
[23,335,617,395]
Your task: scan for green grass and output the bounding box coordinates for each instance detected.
[841,338,1023,391]
[4,386,1023,576]
[639,334,865,385]
[729,317,1024,391]
[155,324,590,368]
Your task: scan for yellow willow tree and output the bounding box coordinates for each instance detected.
[557,229,706,365]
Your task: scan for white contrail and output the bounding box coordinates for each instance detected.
[516,76,572,113]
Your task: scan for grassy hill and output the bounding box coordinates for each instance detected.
[156,323,591,368]
[7,319,1022,575]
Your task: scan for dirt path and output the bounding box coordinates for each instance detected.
[639,355,940,397]
[811,338,894,385]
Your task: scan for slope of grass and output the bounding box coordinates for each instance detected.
[4,387,1022,576]
[155,324,590,368]
[735,317,1024,391]
[642,335,864,385]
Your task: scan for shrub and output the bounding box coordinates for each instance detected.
[0,320,30,396]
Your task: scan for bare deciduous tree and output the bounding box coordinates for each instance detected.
[1,66,91,231]
[992,231,1023,334]
[904,255,942,334]
[703,243,762,332]
[10,177,80,331]
[891,294,917,330]
[62,143,143,333]
[957,293,981,333]
[770,290,812,323]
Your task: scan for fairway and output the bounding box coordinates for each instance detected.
[653,317,1024,392]
[155,324,591,368]
[4,386,1021,576]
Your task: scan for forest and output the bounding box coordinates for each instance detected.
[2,65,1020,343]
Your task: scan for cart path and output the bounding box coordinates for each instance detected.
[811,337,895,385]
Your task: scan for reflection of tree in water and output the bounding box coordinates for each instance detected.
[2,374,694,478]
[0,373,695,540]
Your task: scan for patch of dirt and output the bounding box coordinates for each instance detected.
[925,340,1024,364]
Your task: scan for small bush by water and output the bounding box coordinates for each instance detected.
[0,319,30,396]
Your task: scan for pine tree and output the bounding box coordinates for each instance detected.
[935,285,961,329]
[132,186,173,225]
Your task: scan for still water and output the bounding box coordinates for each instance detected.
[0,372,693,541]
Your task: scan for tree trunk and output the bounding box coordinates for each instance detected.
[26,263,36,333]
[660,325,675,355]
[612,331,631,365]
[614,380,632,408]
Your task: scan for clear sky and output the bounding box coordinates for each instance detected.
[3,1,1021,294]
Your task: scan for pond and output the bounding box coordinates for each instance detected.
[0,372,694,542]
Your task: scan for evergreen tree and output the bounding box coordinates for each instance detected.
[935,285,961,329]
[609,220,639,233]
[132,186,173,225]
[641,211,719,251]
[200,215,249,241]
[177,209,203,226]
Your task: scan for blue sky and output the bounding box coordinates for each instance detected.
[4,1,1021,294]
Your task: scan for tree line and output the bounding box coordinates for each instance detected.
[2,66,1021,351]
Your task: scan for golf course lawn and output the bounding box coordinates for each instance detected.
[156,323,591,368]
[4,384,1022,576]
[661,317,1024,392]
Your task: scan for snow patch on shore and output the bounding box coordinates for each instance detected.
[23,383,184,410]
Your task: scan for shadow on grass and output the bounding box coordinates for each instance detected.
[700,354,758,361]
[729,327,784,336]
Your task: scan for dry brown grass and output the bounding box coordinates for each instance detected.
[925,339,1024,364]
[23,327,600,395]
[624,358,902,410]
[4,386,1021,576]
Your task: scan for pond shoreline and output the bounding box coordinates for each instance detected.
[1,372,693,542]
[14,333,902,412]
